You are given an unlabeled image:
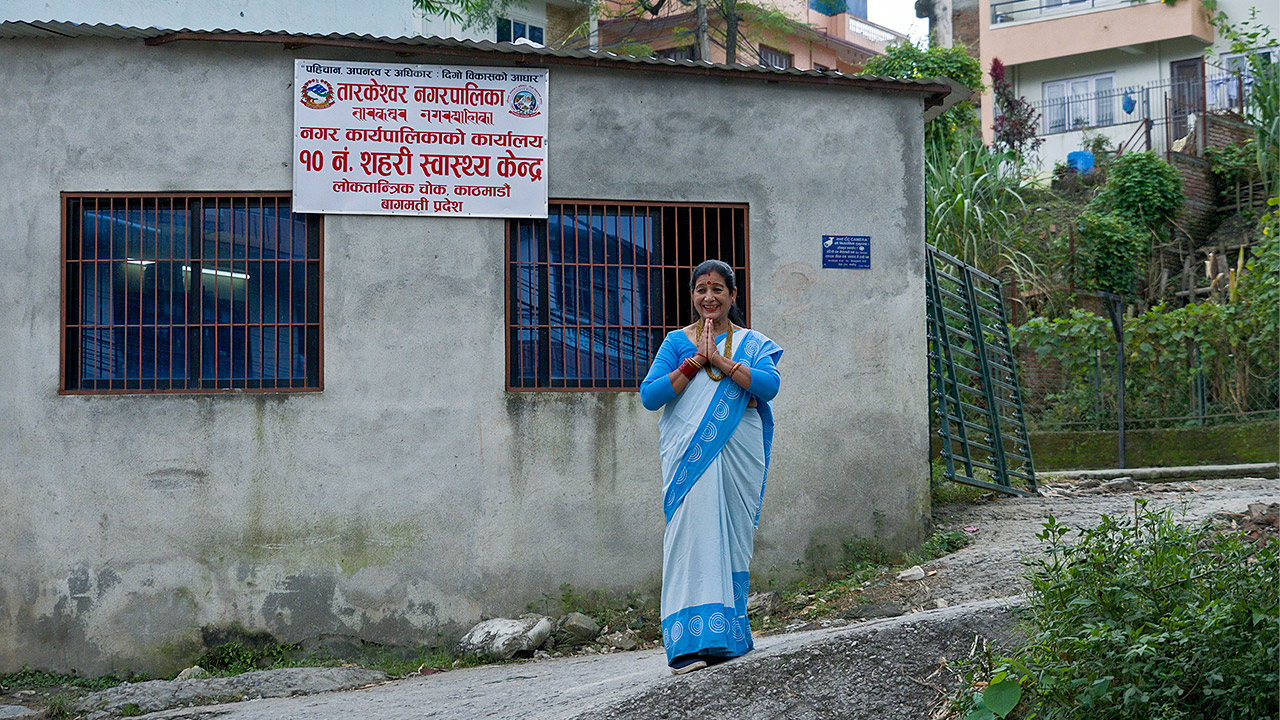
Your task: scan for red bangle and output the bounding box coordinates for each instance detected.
[678,358,699,379]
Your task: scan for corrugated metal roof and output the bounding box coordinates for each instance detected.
[0,20,962,114]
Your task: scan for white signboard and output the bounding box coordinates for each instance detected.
[292,59,548,218]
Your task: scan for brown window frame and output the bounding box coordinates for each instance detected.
[506,200,749,392]
[758,44,794,70]
[60,192,324,394]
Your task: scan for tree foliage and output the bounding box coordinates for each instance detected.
[863,41,983,154]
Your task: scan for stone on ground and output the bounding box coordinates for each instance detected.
[458,616,555,659]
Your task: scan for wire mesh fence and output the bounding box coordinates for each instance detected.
[1014,332,1279,432]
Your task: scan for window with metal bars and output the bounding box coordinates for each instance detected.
[507,202,749,391]
[61,193,323,393]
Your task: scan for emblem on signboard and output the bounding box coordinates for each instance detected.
[508,85,542,118]
[300,79,335,109]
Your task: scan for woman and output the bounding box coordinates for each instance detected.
[640,260,783,675]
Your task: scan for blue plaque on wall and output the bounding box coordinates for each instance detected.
[822,235,870,269]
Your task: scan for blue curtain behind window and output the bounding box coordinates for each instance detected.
[511,206,665,388]
[67,198,317,390]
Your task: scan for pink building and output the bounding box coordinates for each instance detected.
[597,0,905,73]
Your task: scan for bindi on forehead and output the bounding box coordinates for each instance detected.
[695,272,729,289]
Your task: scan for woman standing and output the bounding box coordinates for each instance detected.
[640,260,783,675]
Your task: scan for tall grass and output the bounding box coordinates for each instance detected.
[926,135,1039,286]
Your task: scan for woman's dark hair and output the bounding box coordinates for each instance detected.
[690,259,746,326]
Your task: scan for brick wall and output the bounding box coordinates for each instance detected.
[1204,112,1252,150]
[1170,152,1217,245]
[953,6,980,57]
[545,4,589,48]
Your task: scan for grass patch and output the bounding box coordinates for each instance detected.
[42,693,76,719]
[0,667,133,692]
[948,501,1279,719]
[903,530,972,567]
[756,528,976,628]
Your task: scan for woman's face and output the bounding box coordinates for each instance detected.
[692,271,737,325]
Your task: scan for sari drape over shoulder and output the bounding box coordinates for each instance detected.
[640,327,782,663]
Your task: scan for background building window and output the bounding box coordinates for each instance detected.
[758,45,794,70]
[1042,72,1115,133]
[62,194,322,393]
[497,17,545,44]
[507,202,749,391]
[656,45,697,62]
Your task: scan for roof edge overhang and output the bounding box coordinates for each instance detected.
[1,21,957,117]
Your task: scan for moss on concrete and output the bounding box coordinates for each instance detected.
[1028,421,1278,470]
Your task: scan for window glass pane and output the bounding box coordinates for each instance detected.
[529,25,544,44]
[507,204,743,390]
[64,195,320,392]
[1094,76,1114,126]
[513,21,526,40]
[497,18,512,42]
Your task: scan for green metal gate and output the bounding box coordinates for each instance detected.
[926,246,1037,496]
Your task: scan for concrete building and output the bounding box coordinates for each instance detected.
[0,22,957,675]
[595,0,905,73]
[976,0,1279,169]
[0,0,594,48]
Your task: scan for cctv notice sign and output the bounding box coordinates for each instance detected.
[293,59,548,218]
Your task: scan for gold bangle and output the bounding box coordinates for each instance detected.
[731,362,742,376]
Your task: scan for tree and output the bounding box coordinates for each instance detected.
[862,41,983,154]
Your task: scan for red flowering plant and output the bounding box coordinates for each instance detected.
[990,58,1044,160]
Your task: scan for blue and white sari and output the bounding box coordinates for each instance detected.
[640,327,782,663]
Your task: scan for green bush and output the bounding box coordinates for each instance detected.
[1019,503,1278,719]
[1013,295,1279,427]
[1077,209,1146,294]
[1088,151,1184,234]
[953,502,1278,719]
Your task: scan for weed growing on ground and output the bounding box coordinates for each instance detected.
[551,584,662,645]
[0,666,133,691]
[761,528,975,627]
[194,641,322,676]
[41,693,75,719]
[950,500,1279,719]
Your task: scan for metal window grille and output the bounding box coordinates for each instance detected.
[758,45,793,70]
[507,201,749,391]
[61,193,323,393]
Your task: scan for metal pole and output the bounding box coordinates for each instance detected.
[1103,293,1126,469]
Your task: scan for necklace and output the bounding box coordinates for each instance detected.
[694,322,733,381]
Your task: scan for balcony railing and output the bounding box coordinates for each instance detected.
[848,16,905,45]
[1016,71,1256,156]
[991,0,1128,24]
[1028,72,1249,128]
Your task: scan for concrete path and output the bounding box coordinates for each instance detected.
[107,478,1280,720]
[139,598,1024,720]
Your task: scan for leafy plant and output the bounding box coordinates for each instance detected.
[1077,210,1145,294]
[1024,504,1277,718]
[863,42,984,155]
[1088,151,1184,235]
[951,503,1278,719]
[926,133,1038,283]
[990,57,1043,160]
[1205,5,1279,193]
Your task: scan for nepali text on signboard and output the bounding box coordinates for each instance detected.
[821,235,871,269]
[292,59,549,218]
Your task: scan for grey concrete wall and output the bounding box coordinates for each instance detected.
[0,37,928,675]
